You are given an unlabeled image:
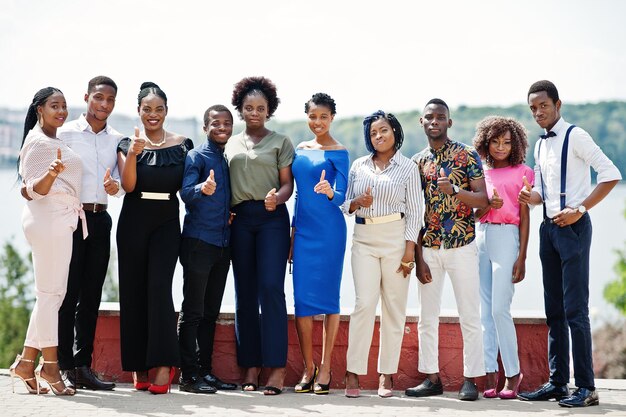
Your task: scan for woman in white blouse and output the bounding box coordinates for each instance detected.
[10,87,82,396]
[342,110,423,398]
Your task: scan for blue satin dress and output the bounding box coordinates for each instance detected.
[291,148,349,317]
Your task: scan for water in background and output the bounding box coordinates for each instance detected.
[1,168,625,323]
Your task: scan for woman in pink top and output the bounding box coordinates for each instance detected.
[472,116,533,399]
[10,87,83,397]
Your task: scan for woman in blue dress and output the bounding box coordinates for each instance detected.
[290,93,349,395]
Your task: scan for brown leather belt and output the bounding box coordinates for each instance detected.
[82,203,108,213]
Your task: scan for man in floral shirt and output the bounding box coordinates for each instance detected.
[405,98,488,401]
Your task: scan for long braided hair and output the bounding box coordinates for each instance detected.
[17,87,63,176]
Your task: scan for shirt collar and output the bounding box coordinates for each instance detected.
[77,113,112,134]
[207,138,225,153]
[547,117,567,136]
[367,150,401,166]
[429,138,451,155]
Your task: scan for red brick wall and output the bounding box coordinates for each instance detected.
[93,310,548,391]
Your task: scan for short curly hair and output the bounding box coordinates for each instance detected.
[231,76,280,120]
[304,92,336,115]
[472,116,528,167]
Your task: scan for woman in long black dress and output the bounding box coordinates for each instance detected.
[116,82,193,395]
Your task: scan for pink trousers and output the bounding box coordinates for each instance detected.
[22,194,82,349]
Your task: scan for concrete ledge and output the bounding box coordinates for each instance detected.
[94,303,548,391]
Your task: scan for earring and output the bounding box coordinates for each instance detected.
[38,114,44,128]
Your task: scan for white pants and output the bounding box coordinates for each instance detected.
[22,195,79,349]
[418,242,485,378]
[346,219,409,375]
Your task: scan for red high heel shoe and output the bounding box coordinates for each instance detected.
[133,372,150,391]
[148,367,176,395]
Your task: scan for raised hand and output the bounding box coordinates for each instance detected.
[313,169,333,199]
[129,126,146,155]
[201,169,217,195]
[48,148,65,178]
[490,187,503,209]
[103,167,119,195]
[358,185,373,208]
[437,167,453,195]
[265,187,277,211]
[517,175,532,205]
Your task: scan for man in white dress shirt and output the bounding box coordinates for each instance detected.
[518,80,621,407]
[57,76,123,390]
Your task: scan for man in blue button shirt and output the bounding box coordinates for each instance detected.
[177,105,238,394]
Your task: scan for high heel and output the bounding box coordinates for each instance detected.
[148,367,176,395]
[313,371,332,395]
[378,374,394,398]
[344,371,360,398]
[241,367,261,392]
[133,372,151,391]
[483,372,499,398]
[34,358,75,396]
[498,372,523,399]
[295,366,318,393]
[9,354,48,394]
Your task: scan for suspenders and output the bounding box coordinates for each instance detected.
[537,125,576,220]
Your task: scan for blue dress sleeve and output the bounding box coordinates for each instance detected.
[180,150,204,204]
[329,150,349,206]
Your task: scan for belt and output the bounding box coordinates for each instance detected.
[355,213,404,225]
[141,192,173,200]
[82,203,107,213]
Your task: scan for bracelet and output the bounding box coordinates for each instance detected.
[401,261,415,269]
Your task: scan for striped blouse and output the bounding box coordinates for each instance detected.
[342,151,424,243]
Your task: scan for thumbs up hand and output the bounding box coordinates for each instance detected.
[313,169,334,199]
[265,187,278,211]
[437,167,454,195]
[357,185,374,209]
[103,167,120,195]
[201,169,217,195]
[517,175,533,205]
[489,187,503,209]
[129,126,146,155]
[48,147,65,178]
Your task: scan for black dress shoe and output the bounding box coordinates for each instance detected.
[458,380,479,401]
[405,378,444,397]
[179,377,217,394]
[203,373,237,390]
[74,366,115,390]
[518,382,569,401]
[60,369,76,389]
[558,388,599,407]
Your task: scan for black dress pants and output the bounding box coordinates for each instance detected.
[177,238,230,379]
[58,211,112,370]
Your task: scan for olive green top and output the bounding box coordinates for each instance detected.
[225,130,295,207]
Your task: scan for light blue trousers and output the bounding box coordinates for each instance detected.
[477,222,521,377]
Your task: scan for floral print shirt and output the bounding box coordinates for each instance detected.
[412,139,484,249]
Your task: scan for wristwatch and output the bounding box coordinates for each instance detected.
[577,205,587,214]
[451,184,460,196]
[401,261,415,269]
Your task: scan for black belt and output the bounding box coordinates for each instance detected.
[82,203,107,213]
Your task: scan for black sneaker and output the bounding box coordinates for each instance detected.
[405,378,444,397]
[179,377,217,394]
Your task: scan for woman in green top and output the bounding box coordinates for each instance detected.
[225,76,294,395]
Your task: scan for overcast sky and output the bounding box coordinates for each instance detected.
[1,0,625,124]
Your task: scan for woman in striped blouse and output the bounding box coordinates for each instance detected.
[342,110,423,398]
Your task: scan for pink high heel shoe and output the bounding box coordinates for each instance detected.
[498,373,523,399]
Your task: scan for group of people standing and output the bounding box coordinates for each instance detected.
[9,76,621,409]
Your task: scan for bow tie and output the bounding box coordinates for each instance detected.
[540,131,556,139]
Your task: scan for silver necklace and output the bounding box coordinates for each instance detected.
[145,130,167,147]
